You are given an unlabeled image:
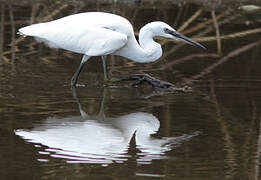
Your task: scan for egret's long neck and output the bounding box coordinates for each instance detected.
[138,25,162,62]
[115,24,162,63]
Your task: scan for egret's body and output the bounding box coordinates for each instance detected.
[19,12,205,86]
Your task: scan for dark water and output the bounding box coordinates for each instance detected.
[1,1,261,179]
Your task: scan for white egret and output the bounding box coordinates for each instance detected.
[18,12,205,87]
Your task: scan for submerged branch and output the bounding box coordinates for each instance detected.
[210,80,237,177]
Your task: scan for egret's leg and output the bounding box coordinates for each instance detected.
[71,55,90,87]
[102,56,108,81]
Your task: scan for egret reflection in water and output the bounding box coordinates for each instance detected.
[15,88,200,165]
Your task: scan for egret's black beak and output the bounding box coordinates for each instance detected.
[167,29,206,49]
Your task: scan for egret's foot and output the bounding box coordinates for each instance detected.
[118,74,174,89]
[71,77,86,88]
[103,77,121,84]
[109,77,122,82]
[103,76,109,82]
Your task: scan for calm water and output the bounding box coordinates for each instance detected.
[1,0,261,179]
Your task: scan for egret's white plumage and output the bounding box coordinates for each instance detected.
[19,13,129,56]
[19,12,205,86]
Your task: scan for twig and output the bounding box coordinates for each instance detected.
[256,115,261,180]
[178,8,203,32]
[160,12,238,50]
[211,10,222,55]
[9,4,16,63]
[0,4,5,62]
[173,7,183,28]
[14,3,69,46]
[182,10,229,35]
[159,27,261,45]
[193,28,261,42]
[40,4,69,22]
[186,39,261,84]
[161,53,220,69]
[30,4,41,24]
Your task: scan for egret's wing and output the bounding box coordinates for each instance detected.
[19,23,128,56]
[80,27,128,56]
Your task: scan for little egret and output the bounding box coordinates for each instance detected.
[18,12,205,87]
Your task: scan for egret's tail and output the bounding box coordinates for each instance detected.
[18,23,59,48]
[18,23,47,37]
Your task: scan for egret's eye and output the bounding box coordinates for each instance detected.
[164,28,169,33]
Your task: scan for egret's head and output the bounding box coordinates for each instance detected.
[150,21,206,49]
